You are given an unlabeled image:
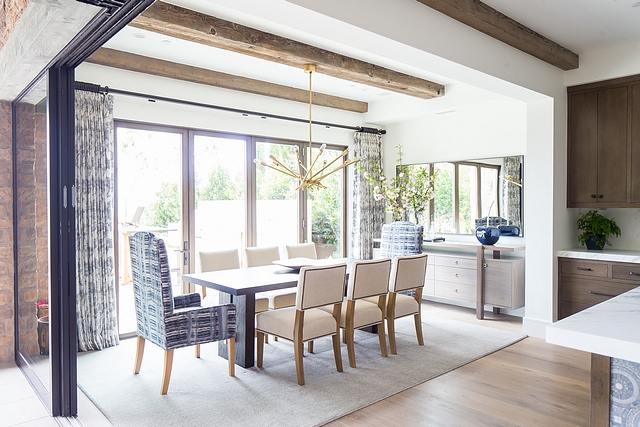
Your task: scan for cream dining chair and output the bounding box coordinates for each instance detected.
[385,253,428,355]
[246,246,297,312]
[256,263,347,385]
[283,242,318,259]
[198,249,269,345]
[324,258,392,368]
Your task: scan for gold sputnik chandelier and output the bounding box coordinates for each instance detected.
[254,64,360,190]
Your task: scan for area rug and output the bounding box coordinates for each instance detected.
[77,315,525,427]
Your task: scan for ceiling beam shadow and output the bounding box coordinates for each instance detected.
[416,0,579,71]
[130,1,445,100]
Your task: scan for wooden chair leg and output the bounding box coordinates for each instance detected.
[377,321,388,358]
[228,337,235,376]
[257,332,265,368]
[346,325,356,368]
[307,340,314,354]
[414,312,424,346]
[195,343,200,358]
[332,333,343,373]
[388,317,397,355]
[294,338,305,386]
[134,336,145,374]
[387,293,397,355]
[161,349,174,395]
[201,287,207,299]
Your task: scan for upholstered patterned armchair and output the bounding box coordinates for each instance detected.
[129,232,236,394]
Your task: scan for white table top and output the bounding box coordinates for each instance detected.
[546,286,640,363]
[558,247,640,264]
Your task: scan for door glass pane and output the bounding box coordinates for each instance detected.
[255,141,298,247]
[481,166,499,218]
[458,165,478,234]
[193,135,246,256]
[433,163,455,233]
[116,127,183,335]
[309,148,344,258]
[15,75,51,394]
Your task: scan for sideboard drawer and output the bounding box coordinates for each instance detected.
[560,259,608,278]
[611,265,640,282]
[434,256,476,270]
[435,281,476,301]
[435,266,476,286]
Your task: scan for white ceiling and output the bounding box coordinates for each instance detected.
[480,0,640,54]
[99,0,640,124]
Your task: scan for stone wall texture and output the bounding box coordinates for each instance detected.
[15,102,48,359]
[0,100,14,364]
[0,0,29,52]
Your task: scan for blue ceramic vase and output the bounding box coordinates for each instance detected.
[475,226,500,245]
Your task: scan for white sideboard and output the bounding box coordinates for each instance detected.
[374,239,525,319]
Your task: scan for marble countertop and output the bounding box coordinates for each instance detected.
[546,286,640,363]
[558,248,640,264]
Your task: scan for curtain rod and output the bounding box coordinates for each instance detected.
[74,81,386,135]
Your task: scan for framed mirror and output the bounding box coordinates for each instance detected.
[413,156,523,237]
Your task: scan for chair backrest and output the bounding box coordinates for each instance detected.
[129,231,173,348]
[284,243,317,259]
[380,222,424,258]
[389,253,428,293]
[346,258,392,300]
[244,246,280,267]
[296,264,347,310]
[198,249,240,272]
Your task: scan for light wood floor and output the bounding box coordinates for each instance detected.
[327,301,591,427]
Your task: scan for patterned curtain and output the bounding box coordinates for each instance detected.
[351,131,385,259]
[75,90,119,351]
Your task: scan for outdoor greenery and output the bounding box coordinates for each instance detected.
[146,142,341,249]
[362,145,435,222]
[577,210,621,248]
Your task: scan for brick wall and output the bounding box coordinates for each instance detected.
[15,102,47,359]
[0,101,14,364]
[0,0,29,52]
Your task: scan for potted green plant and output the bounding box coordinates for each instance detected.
[577,210,621,250]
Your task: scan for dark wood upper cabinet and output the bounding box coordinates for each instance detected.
[567,75,638,208]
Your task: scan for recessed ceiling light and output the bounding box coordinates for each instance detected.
[161,40,171,45]
[132,33,145,39]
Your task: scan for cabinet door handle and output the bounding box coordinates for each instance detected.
[483,263,488,268]
[591,194,597,198]
[630,271,639,276]
[453,288,458,293]
[588,290,618,298]
[453,273,458,277]
[453,261,458,265]
[576,267,593,271]
[598,195,603,199]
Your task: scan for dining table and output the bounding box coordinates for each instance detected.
[182,258,355,368]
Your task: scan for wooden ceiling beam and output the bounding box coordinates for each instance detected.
[130,1,445,99]
[416,0,579,71]
[86,48,368,113]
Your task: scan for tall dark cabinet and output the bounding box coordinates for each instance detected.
[567,75,640,207]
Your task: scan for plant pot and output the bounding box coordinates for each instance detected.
[37,316,49,356]
[475,226,500,245]
[585,236,604,250]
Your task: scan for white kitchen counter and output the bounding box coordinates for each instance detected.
[546,286,640,363]
[558,247,640,264]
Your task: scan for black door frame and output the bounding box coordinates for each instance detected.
[12,0,154,416]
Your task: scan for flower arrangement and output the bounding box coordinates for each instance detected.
[361,145,435,222]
